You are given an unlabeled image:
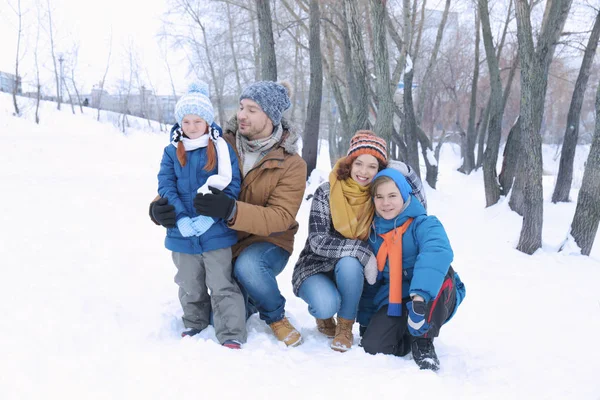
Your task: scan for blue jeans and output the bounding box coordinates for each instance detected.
[298,256,364,320]
[233,242,290,325]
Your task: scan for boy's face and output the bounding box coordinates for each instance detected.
[237,99,273,140]
[181,115,208,139]
[374,180,404,220]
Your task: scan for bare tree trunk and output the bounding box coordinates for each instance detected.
[63,76,76,114]
[371,0,394,145]
[323,24,350,146]
[415,0,451,125]
[345,0,370,133]
[256,0,277,81]
[498,117,520,195]
[302,0,323,177]
[479,0,505,207]
[476,104,489,168]
[552,8,600,203]
[47,0,61,110]
[417,126,439,188]
[570,80,600,255]
[291,24,301,122]
[97,34,112,121]
[12,0,23,116]
[251,9,261,81]
[226,3,243,94]
[402,0,420,177]
[197,22,226,126]
[513,0,572,254]
[460,7,480,174]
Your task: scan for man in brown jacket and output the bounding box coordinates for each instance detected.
[151,81,307,347]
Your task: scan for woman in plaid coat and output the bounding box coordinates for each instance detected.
[292,131,425,352]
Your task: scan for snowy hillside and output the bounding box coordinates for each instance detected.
[1,92,599,399]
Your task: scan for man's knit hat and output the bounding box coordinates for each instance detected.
[346,130,388,167]
[174,81,214,126]
[239,81,291,126]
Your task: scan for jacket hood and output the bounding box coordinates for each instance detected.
[225,115,300,155]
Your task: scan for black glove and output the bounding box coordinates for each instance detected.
[150,198,176,228]
[194,187,235,220]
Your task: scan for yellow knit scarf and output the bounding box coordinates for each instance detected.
[328,157,375,241]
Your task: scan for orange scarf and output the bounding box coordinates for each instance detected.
[376,218,413,316]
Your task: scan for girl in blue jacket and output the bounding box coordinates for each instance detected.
[157,82,246,349]
[360,168,466,370]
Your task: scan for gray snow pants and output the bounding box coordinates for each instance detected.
[172,247,247,343]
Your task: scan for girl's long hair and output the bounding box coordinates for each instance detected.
[176,124,217,172]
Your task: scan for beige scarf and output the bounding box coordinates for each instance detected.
[328,157,375,241]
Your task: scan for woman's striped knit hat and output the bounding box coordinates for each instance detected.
[346,130,388,167]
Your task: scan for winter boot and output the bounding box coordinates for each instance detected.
[316,317,337,338]
[222,340,242,350]
[411,337,440,371]
[331,317,354,352]
[269,317,303,347]
[181,328,204,338]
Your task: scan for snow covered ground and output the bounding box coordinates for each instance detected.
[1,93,599,399]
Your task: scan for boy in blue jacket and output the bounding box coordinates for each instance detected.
[157,82,246,349]
[360,168,466,370]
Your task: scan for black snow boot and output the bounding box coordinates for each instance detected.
[411,337,440,371]
[181,328,203,338]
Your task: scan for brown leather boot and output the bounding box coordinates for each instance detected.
[331,317,354,352]
[269,317,303,347]
[316,317,336,338]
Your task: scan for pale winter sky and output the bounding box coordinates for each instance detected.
[0,0,184,95]
[0,0,597,97]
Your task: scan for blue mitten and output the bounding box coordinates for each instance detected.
[190,215,216,236]
[177,217,196,237]
[407,300,431,336]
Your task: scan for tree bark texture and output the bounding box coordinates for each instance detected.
[256,0,277,81]
[302,0,323,177]
[402,0,420,177]
[570,81,600,256]
[498,117,520,195]
[415,0,451,125]
[460,8,480,174]
[513,0,572,254]
[478,0,503,206]
[371,0,394,145]
[552,8,600,203]
[345,0,370,133]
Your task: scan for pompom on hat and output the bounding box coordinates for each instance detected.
[239,81,291,126]
[346,130,388,167]
[174,81,214,126]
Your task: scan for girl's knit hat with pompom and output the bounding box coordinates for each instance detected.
[174,82,214,125]
[346,130,388,167]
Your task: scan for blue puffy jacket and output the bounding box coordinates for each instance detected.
[157,140,241,255]
[358,194,465,326]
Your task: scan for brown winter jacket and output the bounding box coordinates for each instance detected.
[151,116,307,259]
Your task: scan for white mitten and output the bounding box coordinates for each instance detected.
[364,254,378,285]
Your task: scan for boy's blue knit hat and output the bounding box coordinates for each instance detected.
[373,168,413,201]
[174,81,214,126]
[239,81,291,126]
